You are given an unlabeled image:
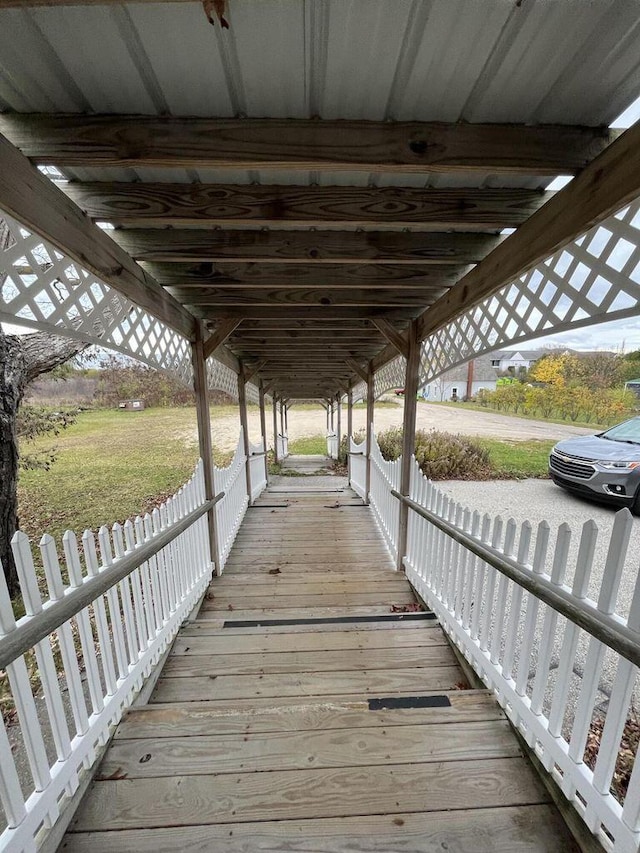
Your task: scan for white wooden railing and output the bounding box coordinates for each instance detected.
[0,461,217,853]
[213,430,250,572]
[349,435,367,498]
[369,438,402,556]
[276,434,289,459]
[358,431,640,852]
[326,432,338,459]
[248,438,268,503]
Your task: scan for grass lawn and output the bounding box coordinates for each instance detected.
[288,435,327,455]
[18,407,206,546]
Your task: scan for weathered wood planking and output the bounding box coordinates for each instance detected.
[62,484,576,852]
[4,114,613,175]
[113,228,504,265]
[151,665,464,702]
[159,645,457,677]
[64,183,551,229]
[97,720,520,779]
[70,758,549,831]
[200,593,417,610]
[180,618,436,635]
[63,805,580,852]
[114,691,502,739]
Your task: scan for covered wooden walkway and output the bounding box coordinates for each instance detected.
[61,485,578,852]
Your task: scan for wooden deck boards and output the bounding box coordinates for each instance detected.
[63,484,579,852]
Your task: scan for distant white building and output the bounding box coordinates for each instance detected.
[488,349,546,374]
[421,356,499,401]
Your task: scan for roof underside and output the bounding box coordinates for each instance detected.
[1,0,640,399]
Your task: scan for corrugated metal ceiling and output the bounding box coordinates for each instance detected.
[1,0,639,125]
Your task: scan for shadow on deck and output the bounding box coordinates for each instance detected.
[61,483,578,852]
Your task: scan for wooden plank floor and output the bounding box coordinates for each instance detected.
[62,484,579,852]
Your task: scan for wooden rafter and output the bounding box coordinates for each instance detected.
[0,115,617,175]
[345,358,369,384]
[371,319,410,359]
[415,122,640,342]
[0,132,195,340]
[146,262,463,289]
[170,288,444,307]
[193,306,419,320]
[202,319,242,360]
[112,229,503,266]
[64,183,551,230]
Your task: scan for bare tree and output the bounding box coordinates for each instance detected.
[1,215,90,596]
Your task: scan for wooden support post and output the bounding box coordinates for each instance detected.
[259,380,269,485]
[272,395,279,464]
[280,400,285,448]
[326,402,330,433]
[336,392,342,461]
[396,320,420,571]
[347,388,353,484]
[284,402,288,436]
[365,364,374,506]
[238,365,253,504]
[191,322,220,574]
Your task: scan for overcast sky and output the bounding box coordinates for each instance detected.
[3,98,640,356]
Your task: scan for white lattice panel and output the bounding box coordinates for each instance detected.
[0,211,240,399]
[372,199,640,397]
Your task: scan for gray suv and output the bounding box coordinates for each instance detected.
[549,416,640,515]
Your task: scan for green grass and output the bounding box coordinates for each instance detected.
[287,434,328,455]
[479,438,554,479]
[17,407,209,545]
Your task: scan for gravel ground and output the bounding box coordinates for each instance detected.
[434,477,640,723]
[203,398,594,454]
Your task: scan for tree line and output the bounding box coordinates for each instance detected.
[476,350,640,425]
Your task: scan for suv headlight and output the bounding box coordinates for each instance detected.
[597,460,640,470]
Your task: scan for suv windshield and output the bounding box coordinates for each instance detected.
[601,417,640,444]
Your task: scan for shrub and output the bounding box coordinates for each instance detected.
[376,427,492,480]
[339,429,365,464]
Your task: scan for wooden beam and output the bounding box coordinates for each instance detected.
[0,132,195,339]
[222,318,385,331]
[191,322,220,574]
[172,287,443,307]
[345,358,369,384]
[64,183,551,230]
[203,319,241,360]
[147,262,461,289]
[112,229,503,265]
[415,122,640,343]
[396,320,420,570]
[237,366,253,503]
[372,319,409,358]
[242,360,267,383]
[2,115,617,176]
[193,306,420,321]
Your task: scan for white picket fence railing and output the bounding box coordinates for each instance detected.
[369,438,402,557]
[248,438,268,503]
[213,430,250,572]
[349,435,367,499]
[0,461,216,853]
[326,432,339,459]
[276,434,289,460]
[356,431,640,852]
